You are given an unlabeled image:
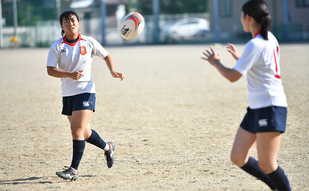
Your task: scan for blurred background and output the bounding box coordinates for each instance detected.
[0,0,308,48]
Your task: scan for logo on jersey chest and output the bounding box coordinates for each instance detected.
[80,46,87,55]
[60,48,66,53]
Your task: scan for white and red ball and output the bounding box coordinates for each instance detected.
[119,12,145,40]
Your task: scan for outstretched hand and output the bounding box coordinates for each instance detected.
[201,45,242,82]
[226,43,241,60]
[201,46,221,66]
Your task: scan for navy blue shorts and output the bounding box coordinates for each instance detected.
[62,93,96,116]
[240,106,287,133]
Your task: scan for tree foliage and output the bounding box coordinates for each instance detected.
[129,0,208,15]
[2,0,71,27]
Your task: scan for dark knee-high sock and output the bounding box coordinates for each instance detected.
[85,129,107,150]
[70,140,85,170]
[241,157,276,190]
[267,166,291,191]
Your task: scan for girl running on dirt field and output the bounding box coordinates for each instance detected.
[47,10,124,181]
[202,0,291,190]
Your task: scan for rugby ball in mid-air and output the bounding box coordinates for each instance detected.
[119,12,145,40]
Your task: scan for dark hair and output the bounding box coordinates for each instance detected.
[59,11,81,36]
[242,0,271,40]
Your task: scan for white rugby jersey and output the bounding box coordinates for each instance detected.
[47,34,109,97]
[233,31,287,109]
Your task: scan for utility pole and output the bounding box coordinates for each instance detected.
[13,0,18,38]
[282,0,289,41]
[11,0,18,45]
[0,0,3,48]
[56,0,61,19]
[100,0,106,45]
[152,0,159,43]
[212,0,221,42]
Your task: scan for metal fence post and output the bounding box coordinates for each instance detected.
[213,0,221,42]
[100,0,106,45]
[56,0,61,20]
[152,0,160,43]
[282,0,290,41]
[0,0,3,48]
[13,0,18,40]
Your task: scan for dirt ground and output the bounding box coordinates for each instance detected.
[0,44,308,191]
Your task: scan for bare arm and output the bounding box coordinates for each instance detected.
[104,54,125,81]
[201,46,242,82]
[47,66,84,80]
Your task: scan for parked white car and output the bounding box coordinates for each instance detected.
[165,18,210,41]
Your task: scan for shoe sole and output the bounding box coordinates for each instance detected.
[56,173,78,181]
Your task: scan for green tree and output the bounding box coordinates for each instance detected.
[131,0,208,15]
[18,2,42,26]
[161,0,208,14]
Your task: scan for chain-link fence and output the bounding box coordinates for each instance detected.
[0,1,307,48]
[1,12,212,47]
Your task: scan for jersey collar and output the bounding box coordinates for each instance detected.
[254,29,261,38]
[61,34,85,46]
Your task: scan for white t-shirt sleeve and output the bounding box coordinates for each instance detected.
[89,37,109,59]
[233,41,262,75]
[47,42,60,68]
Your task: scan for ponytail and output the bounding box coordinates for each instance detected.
[260,13,271,40]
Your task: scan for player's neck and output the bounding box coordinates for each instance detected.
[249,21,261,38]
[65,33,79,41]
[251,27,261,38]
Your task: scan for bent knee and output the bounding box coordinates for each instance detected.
[258,162,270,174]
[258,161,277,174]
[259,162,278,174]
[230,153,247,167]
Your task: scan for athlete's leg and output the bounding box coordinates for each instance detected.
[68,110,92,170]
[231,127,276,189]
[85,128,115,168]
[256,132,280,173]
[84,125,114,168]
[68,110,114,168]
[70,114,109,151]
[230,127,256,167]
[68,110,92,140]
[85,129,109,151]
[68,116,92,140]
[257,132,291,190]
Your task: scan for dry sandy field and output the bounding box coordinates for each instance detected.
[0,43,308,191]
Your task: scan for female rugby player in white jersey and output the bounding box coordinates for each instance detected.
[202,0,291,190]
[47,11,124,181]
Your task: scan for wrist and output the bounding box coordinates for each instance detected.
[212,59,221,66]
